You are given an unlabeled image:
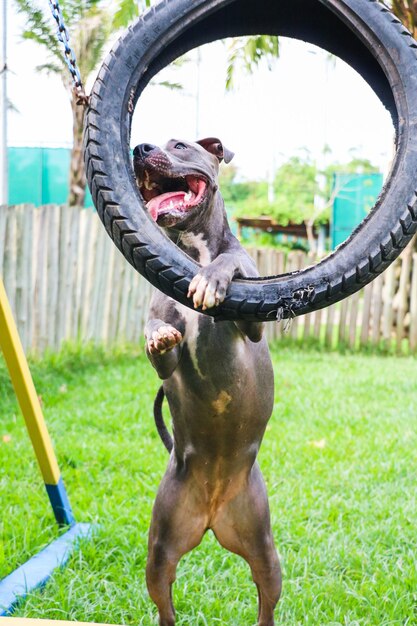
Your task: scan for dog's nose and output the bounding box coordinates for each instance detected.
[133,143,158,159]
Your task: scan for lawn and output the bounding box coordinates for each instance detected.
[1,343,417,625]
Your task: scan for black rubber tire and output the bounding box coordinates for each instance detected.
[85,0,417,322]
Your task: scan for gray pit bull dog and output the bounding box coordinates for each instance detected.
[133,138,281,626]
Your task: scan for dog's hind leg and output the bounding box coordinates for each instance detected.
[211,463,281,626]
[146,466,207,626]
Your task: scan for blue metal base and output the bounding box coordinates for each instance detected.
[45,478,75,527]
[0,523,92,616]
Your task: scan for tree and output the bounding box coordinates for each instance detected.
[14,0,111,206]
[226,153,380,251]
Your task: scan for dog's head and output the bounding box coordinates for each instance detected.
[133,138,234,229]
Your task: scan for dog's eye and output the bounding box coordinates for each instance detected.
[174,142,187,150]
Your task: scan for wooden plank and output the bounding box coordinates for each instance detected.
[56,206,71,348]
[118,261,133,342]
[275,249,285,276]
[79,210,98,340]
[94,223,109,343]
[85,218,103,341]
[0,204,7,277]
[30,206,40,351]
[96,233,112,343]
[72,208,86,341]
[324,303,336,349]
[14,206,26,349]
[371,274,384,345]
[26,206,37,352]
[108,248,125,343]
[360,281,373,346]
[409,253,417,351]
[313,306,323,342]
[395,253,411,353]
[382,262,396,348]
[124,267,136,342]
[101,239,116,344]
[33,206,49,353]
[34,205,50,352]
[15,206,33,352]
[68,206,81,341]
[3,206,17,319]
[338,296,348,345]
[24,205,34,352]
[136,277,153,344]
[302,310,313,341]
[246,247,256,264]
[126,272,141,343]
[348,290,360,350]
[47,205,60,350]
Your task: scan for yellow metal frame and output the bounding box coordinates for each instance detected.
[0,276,92,616]
[0,277,60,486]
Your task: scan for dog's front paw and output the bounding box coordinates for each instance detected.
[187,268,232,310]
[147,325,182,355]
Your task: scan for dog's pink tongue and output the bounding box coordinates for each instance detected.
[147,191,189,221]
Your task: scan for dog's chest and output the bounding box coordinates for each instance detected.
[174,301,208,379]
[179,232,211,266]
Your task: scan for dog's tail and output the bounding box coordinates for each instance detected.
[153,386,173,453]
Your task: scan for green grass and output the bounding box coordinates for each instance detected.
[1,343,417,625]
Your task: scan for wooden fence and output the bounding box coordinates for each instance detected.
[1,204,417,354]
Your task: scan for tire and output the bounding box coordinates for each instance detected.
[85,0,417,322]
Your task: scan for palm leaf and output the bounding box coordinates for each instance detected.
[112,0,151,29]
[226,35,279,91]
[112,0,139,30]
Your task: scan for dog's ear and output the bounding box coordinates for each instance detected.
[196,137,234,164]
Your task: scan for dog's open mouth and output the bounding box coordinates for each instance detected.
[138,171,208,226]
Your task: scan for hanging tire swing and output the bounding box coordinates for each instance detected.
[84,0,417,322]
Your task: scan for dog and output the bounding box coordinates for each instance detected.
[133,137,281,626]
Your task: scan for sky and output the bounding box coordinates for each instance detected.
[7,1,395,181]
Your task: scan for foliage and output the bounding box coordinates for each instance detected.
[220,165,270,212]
[112,0,150,30]
[225,35,279,90]
[2,344,417,623]
[220,153,380,228]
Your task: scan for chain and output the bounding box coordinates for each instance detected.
[48,0,89,106]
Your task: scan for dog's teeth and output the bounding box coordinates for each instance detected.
[169,200,174,209]
[184,192,192,202]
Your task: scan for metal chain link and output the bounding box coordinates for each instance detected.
[48,0,89,106]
